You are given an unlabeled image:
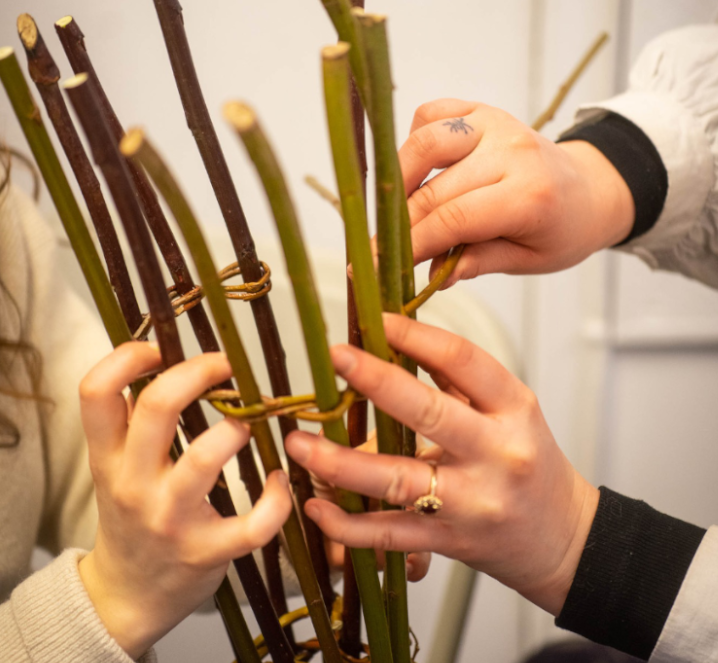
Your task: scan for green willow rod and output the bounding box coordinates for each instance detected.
[323,42,410,663]
[122,126,342,663]
[223,100,395,663]
[0,47,130,349]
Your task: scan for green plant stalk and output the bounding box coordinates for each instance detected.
[224,99,395,663]
[0,47,130,349]
[124,126,341,663]
[319,0,372,115]
[323,41,410,663]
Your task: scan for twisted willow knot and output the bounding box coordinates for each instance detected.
[133,260,272,340]
[204,387,360,424]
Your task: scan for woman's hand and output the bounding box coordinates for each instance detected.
[286,314,599,616]
[78,342,293,659]
[399,99,634,285]
[315,431,432,582]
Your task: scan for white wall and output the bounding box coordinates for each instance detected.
[3,0,718,661]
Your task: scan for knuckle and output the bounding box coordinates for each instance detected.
[527,177,559,218]
[186,444,218,477]
[383,465,416,505]
[135,389,173,417]
[415,394,446,439]
[482,498,508,525]
[435,201,467,236]
[78,374,106,405]
[413,102,437,128]
[373,527,396,553]
[507,128,541,153]
[410,182,438,216]
[407,127,438,160]
[443,335,475,369]
[504,443,538,478]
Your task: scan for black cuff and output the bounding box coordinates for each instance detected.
[555,487,705,660]
[557,112,668,246]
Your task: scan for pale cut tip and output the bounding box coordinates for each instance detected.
[223,101,256,132]
[55,16,74,28]
[17,14,38,49]
[322,42,350,60]
[119,128,146,157]
[0,47,15,61]
[356,11,387,25]
[62,72,88,89]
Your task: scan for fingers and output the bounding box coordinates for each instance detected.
[124,353,233,479]
[287,431,450,507]
[329,344,486,455]
[409,98,480,133]
[410,180,528,266]
[80,342,162,458]
[382,313,524,413]
[407,551,431,582]
[169,418,251,508]
[304,498,442,553]
[206,470,292,564]
[399,117,485,195]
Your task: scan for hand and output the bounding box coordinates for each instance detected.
[314,430,432,582]
[78,343,293,659]
[399,98,634,285]
[286,314,599,616]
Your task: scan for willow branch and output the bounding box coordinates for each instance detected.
[122,126,336,663]
[16,14,143,333]
[64,73,285,663]
[0,48,130,349]
[531,32,608,132]
[323,44,417,663]
[342,1,368,652]
[225,101,393,663]
[148,1,329,604]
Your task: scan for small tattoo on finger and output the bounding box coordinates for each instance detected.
[443,118,474,134]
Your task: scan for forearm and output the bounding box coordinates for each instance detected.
[1,549,155,663]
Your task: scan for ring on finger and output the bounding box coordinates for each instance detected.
[413,463,443,515]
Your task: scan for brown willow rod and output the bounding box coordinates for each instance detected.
[16,14,142,333]
[224,100,393,663]
[0,47,130,350]
[53,15,288,620]
[124,122,342,663]
[63,73,291,663]
[148,0,332,606]
[342,0,367,655]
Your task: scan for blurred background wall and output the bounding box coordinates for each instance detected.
[2,0,718,661]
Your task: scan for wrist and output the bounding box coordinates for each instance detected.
[558,140,635,248]
[78,550,156,660]
[520,476,600,616]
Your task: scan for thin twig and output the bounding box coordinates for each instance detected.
[532,32,609,132]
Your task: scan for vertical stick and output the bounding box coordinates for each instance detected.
[64,74,293,663]
[342,1,367,656]
[225,101,396,663]
[0,48,130,349]
[16,14,143,333]
[148,0,333,606]
[53,17,291,625]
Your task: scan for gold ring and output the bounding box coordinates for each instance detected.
[413,463,443,515]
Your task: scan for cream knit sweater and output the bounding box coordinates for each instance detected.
[0,180,153,662]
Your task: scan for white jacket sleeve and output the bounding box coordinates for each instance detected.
[574,25,718,288]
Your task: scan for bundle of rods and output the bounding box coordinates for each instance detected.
[0,2,608,660]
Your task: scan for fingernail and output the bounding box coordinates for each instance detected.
[147,341,160,352]
[276,470,289,488]
[304,501,322,523]
[330,345,356,375]
[346,264,354,280]
[287,434,311,463]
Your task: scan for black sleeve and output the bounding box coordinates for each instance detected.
[555,486,706,660]
[557,112,668,246]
